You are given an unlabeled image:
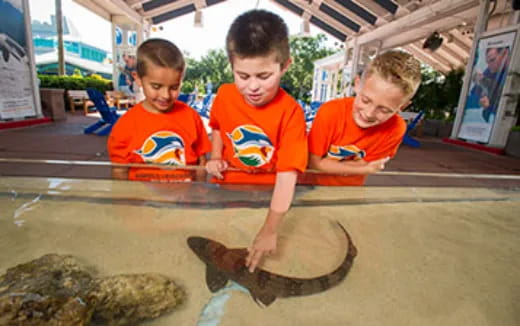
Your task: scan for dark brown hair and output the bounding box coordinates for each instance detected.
[226,9,290,67]
[136,38,185,78]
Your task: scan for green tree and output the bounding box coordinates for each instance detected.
[184,49,233,93]
[411,66,464,120]
[282,34,335,102]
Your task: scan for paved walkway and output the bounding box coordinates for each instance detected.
[0,112,519,188]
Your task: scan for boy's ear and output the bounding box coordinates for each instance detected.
[399,99,412,112]
[132,72,142,87]
[281,58,292,74]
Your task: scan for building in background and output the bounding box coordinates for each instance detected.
[31,15,112,78]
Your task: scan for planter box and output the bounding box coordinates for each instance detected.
[438,121,454,138]
[505,131,520,158]
[422,119,441,137]
[40,88,66,121]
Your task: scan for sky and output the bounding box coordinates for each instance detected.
[27,0,340,59]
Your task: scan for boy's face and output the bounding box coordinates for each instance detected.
[353,73,410,129]
[135,63,183,114]
[231,53,290,107]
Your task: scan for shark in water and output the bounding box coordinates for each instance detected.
[187,222,357,307]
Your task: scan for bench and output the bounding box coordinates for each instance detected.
[67,90,94,115]
[105,91,134,110]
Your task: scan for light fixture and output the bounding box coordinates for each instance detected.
[194,10,203,28]
[423,31,443,52]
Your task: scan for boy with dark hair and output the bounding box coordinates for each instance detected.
[206,10,307,272]
[303,50,422,186]
[108,38,210,182]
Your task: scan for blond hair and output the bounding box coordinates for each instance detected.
[363,50,421,99]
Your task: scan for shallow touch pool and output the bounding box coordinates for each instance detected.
[1,177,519,326]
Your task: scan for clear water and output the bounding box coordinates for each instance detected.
[1,177,519,325]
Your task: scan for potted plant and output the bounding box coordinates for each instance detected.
[505,125,520,158]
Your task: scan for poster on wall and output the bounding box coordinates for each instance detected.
[457,31,516,143]
[115,27,137,98]
[0,0,37,120]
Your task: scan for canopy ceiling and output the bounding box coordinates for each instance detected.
[72,0,517,73]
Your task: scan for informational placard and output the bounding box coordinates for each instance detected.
[457,31,516,143]
[0,0,37,120]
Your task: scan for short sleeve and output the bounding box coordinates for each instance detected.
[276,106,308,173]
[107,114,135,163]
[208,89,224,131]
[192,112,212,157]
[307,102,336,157]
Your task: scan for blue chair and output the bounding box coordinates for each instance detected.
[178,93,197,107]
[402,110,424,148]
[83,88,121,136]
[198,94,214,119]
[297,100,307,112]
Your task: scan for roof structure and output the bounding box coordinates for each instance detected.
[72,0,517,73]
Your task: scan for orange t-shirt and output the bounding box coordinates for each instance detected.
[209,84,307,184]
[301,97,406,186]
[107,102,211,182]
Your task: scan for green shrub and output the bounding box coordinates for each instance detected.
[511,125,520,132]
[38,74,113,92]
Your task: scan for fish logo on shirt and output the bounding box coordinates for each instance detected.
[227,125,274,167]
[327,144,365,161]
[135,131,186,165]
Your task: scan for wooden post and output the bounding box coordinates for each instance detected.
[55,0,65,75]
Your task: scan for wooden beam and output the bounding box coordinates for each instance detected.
[360,2,479,48]
[73,0,111,20]
[404,44,450,73]
[106,0,143,24]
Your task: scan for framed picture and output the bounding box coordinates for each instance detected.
[457,30,516,143]
[0,0,38,120]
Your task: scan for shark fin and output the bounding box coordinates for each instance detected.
[206,264,229,292]
[252,291,277,307]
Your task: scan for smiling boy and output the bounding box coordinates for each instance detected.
[303,50,422,186]
[108,39,210,182]
[205,10,307,273]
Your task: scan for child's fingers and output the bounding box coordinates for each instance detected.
[246,250,264,273]
[221,161,229,170]
[215,171,224,179]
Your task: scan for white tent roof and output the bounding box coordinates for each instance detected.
[72,0,517,73]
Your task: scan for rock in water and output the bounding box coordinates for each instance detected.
[0,254,95,325]
[0,254,185,326]
[89,274,185,325]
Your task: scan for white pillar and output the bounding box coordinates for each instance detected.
[111,21,118,91]
[347,37,360,97]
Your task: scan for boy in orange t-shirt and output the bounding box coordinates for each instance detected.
[303,50,422,186]
[206,10,307,273]
[108,39,211,182]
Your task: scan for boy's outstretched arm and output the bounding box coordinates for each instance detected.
[205,130,228,179]
[309,154,389,176]
[245,170,297,273]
